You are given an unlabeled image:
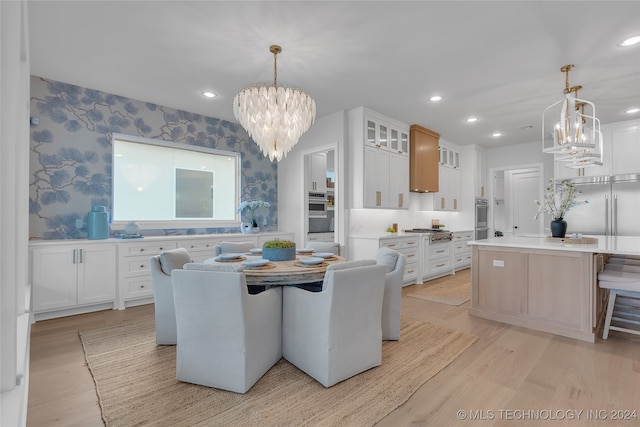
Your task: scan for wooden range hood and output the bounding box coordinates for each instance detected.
[409,124,439,193]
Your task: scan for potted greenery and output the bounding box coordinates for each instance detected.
[534,179,588,238]
[262,239,296,261]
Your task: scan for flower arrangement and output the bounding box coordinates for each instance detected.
[237,200,270,227]
[534,179,587,220]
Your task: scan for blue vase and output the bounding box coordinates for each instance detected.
[87,205,110,239]
[550,218,567,238]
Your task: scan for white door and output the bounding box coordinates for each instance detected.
[510,169,541,236]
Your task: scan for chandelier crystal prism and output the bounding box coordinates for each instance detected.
[542,65,603,169]
[233,45,316,162]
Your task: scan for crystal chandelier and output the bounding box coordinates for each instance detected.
[233,45,316,162]
[542,65,603,169]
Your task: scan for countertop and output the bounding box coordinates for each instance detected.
[468,235,640,256]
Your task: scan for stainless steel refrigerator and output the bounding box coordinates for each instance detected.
[564,174,640,236]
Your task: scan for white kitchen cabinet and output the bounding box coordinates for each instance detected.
[434,167,460,211]
[609,121,640,176]
[308,152,328,192]
[452,230,473,270]
[348,234,419,285]
[31,242,116,319]
[364,145,390,207]
[389,152,409,208]
[118,239,178,308]
[439,145,460,169]
[473,147,487,198]
[420,236,454,281]
[348,107,410,209]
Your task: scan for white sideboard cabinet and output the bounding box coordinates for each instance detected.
[30,232,294,319]
[31,241,117,320]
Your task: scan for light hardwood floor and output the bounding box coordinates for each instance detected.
[27,269,640,426]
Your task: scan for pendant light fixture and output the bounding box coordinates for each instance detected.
[542,64,603,169]
[233,45,316,162]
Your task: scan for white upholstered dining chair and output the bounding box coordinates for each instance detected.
[375,247,407,340]
[149,248,192,345]
[304,241,341,256]
[171,264,282,393]
[212,241,256,257]
[282,259,386,387]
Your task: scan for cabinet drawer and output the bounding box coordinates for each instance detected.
[429,257,452,273]
[126,278,154,299]
[454,242,470,254]
[430,244,451,259]
[123,257,152,276]
[178,240,217,252]
[122,242,177,256]
[398,248,418,263]
[382,237,419,251]
[452,232,473,242]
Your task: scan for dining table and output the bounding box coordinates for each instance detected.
[204,252,345,287]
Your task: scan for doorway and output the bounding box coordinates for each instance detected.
[304,148,336,243]
[490,164,543,237]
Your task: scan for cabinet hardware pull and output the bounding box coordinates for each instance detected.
[441,197,445,209]
[79,249,83,263]
[398,193,403,208]
[159,247,163,250]
[140,285,144,289]
[140,265,144,268]
[72,249,77,264]
[436,250,445,253]
[454,199,458,210]
[388,244,397,248]
[191,245,194,248]
[140,248,144,252]
[436,263,445,267]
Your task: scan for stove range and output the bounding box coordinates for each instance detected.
[404,228,453,243]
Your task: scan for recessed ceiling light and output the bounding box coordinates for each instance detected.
[491,132,503,137]
[202,91,217,98]
[466,117,479,123]
[429,95,443,102]
[625,107,640,114]
[618,35,640,47]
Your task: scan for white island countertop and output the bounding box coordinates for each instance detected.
[468,235,640,256]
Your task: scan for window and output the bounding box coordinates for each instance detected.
[112,134,240,229]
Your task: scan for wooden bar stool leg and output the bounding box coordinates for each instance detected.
[603,289,617,340]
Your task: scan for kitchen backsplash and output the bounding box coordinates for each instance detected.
[29,76,277,239]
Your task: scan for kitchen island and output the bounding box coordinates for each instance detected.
[468,235,640,342]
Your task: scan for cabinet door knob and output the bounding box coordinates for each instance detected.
[140,265,144,268]
[159,247,164,250]
[140,248,144,252]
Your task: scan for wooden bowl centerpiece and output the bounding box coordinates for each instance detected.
[262,239,296,261]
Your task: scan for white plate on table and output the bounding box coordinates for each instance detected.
[218,253,243,260]
[300,256,324,265]
[243,258,269,268]
[296,248,314,254]
[249,248,263,254]
[313,252,335,259]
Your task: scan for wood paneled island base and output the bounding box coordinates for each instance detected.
[470,245,603,342]
[469,235,640,342]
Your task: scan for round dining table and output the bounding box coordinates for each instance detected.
[204,254,345,286]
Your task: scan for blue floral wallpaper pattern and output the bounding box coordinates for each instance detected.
[29,76,277,239]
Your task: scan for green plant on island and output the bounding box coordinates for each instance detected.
[262,239,295,249]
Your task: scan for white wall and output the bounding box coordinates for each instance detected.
[277,111,346,248]
[486,140,554,182]
[1,0,31,425]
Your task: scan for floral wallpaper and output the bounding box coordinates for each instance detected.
[29,76,277,240]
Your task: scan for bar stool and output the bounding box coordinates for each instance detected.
[597,269,640,339]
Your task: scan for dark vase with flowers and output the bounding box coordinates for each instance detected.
[550,218,567,238]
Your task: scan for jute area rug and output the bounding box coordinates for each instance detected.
[79,315,477,427]
[406,281,472,306]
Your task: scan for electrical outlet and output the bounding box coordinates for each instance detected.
[76,219,83,228]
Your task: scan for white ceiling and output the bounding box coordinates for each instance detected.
[28,1,640,148]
